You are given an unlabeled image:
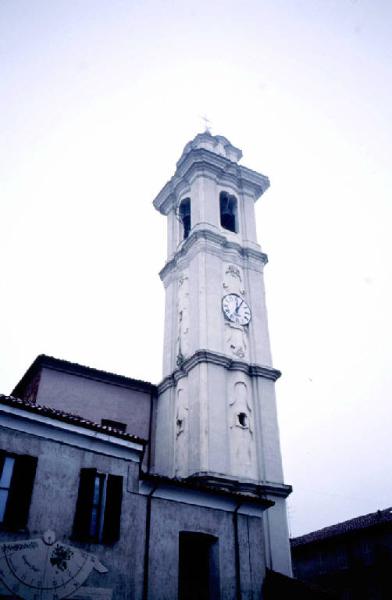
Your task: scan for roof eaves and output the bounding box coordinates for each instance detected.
[291,507,392,547]
[0,394,147,445]
[12,354,157,397]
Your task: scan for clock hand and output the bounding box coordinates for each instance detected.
[235,299,244,314]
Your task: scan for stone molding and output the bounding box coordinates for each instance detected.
[158,349,281,393]
[140,472,277,508]
[153,147,270,215]
[178,132,243,165]
[160,228,268,283]
[186,472,292,499]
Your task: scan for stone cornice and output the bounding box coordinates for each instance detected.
[186,472,292,499]
[158,350,281,393]
[140,472,276,509]
[159,228,268,282]
[153,148,270,215]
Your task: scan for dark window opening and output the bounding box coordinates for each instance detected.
[179,198,191,240]
[0,456,15,523]
[90,473,106,539]
[237,412,248,428]
[0,451,37,530]
[220,192,238,233]
[179,532,220,600]
[73,469,123,544]
[101,419,127,433]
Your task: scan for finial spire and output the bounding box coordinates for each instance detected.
[200,114,212,134]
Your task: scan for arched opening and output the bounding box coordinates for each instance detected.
[179,198,191,240]
[220,191,238,233]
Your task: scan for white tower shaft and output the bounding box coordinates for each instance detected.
[152,132,292,575]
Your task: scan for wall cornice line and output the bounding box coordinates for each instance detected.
[160,228,268,282]
[158,350,281,393]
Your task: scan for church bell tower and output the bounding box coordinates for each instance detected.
[152,132,292,573]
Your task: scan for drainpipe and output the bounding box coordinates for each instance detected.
[142,484,158,600]
[146,389,155,472]
[233,501,243,600]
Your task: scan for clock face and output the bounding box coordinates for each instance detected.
[222,293,251,325]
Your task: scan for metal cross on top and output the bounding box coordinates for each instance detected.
[200,114,212,133]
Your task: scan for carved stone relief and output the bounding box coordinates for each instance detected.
[225,324,248,360]
[176,273,190,365]
[226,264,241,282]
[175,387,188,477]
[229,382,255,479]
[222,263,245,296]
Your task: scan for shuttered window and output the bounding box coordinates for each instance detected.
[0,451,37,530]
[72,468,123,544]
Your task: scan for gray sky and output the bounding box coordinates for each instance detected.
[1,0,391,537]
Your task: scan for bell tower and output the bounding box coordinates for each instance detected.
[152,132,292,573]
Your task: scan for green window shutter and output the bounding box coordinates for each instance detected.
[4,454,37,529]
[102,474,123,544]
[72,468,96,541]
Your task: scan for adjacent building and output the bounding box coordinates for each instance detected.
[291,507,392,599]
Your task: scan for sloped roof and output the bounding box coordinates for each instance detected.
[12,354,157,398]
[291,507,392,547]
[0,393,147,445]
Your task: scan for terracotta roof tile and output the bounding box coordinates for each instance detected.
[291,507,392,547]
[0,393,147,445]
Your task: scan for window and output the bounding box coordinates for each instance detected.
[72,468,123,544]
[220,191,238,233]
[101,419,127,433]
[178,532,220,600]
[179,198,191,240]
[0,451,37,530]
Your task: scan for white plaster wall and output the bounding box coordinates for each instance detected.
[253,378,285,484]
[191,176,220,232]
[162,252,273,369]
[263,498,293,576]
[155,365,286,487]
[244,262,273,367]
[152,385,175,476]
[162,275,178,376]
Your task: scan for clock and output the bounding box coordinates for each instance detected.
[222,293,251,325]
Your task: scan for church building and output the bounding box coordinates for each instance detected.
[0,132,292,599]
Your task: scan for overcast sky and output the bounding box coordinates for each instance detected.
[1,0,391,537]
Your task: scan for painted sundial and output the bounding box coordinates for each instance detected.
[0,530,107,599]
